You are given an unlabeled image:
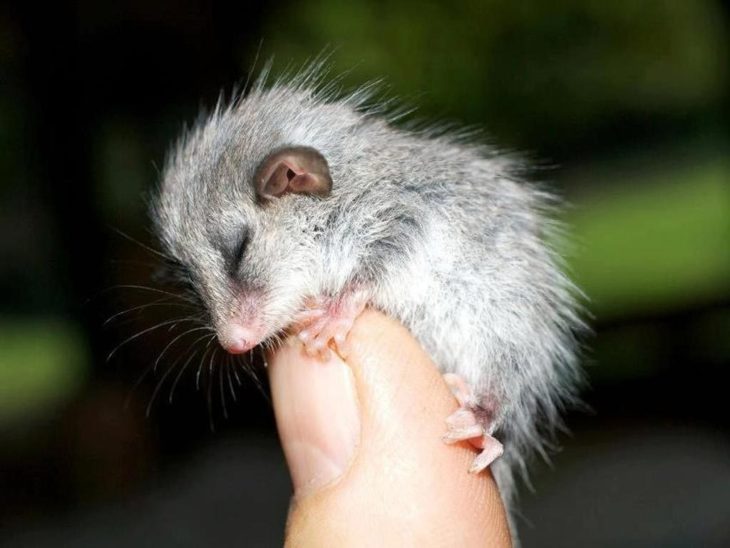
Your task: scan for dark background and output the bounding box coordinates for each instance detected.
[1,1,729,546]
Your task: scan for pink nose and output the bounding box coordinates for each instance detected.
[219,324,257,354]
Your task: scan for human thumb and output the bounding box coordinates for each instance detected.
[268,309,511,547]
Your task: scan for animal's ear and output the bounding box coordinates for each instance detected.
[254,146,332,201]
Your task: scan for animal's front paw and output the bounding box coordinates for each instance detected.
[296,291,368,360]
[442,373,504,473]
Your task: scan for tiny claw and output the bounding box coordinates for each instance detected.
[468,435,504,473]
[442,373,503,472]
[442,424,485,444]
[295,290,367,361]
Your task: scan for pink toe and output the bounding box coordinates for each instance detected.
[468,435,504,473]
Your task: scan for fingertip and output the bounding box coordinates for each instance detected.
[272,311,512,546]
[268,338,360,498]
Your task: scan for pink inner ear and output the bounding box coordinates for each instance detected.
[289,173,316,191]
[264,163,291,196]
[267,159,323,196]
[256,146,332,200]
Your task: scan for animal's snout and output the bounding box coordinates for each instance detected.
[218,323,258,354]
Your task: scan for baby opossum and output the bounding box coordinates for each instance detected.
[152,68,583,521]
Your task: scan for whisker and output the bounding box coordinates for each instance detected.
[206,348,219,431]
[124,363,154,410]
[235,345,267,402]
[226,357,237,401]
[260,345,269,369]
[107,258,159,268]
[109,226,171,261]
[107,318,201,362]
[260,346,272,402]
[196,340,216,390]
[103,299,196,326]
[101,284,197,304]
[154,326,212,373]
[124,328,210,411]
[104,297,168,326]
[169,334,216,403]
[146,356,185,417]
[219,354,228,420]
[231,358,243,386]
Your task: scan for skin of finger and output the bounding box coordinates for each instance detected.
[278,310,511,547]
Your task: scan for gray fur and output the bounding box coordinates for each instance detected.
[153,65,584,529]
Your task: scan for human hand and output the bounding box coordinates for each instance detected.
[268,309,511,547]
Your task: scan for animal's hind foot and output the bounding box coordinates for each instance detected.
[442,373,504,473]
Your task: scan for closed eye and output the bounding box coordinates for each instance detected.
[228,227,250,276]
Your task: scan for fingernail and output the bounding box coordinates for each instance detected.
[268,338,360,497]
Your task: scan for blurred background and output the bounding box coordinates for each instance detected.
[1,1,728,546]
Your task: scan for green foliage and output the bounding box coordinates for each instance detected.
[260,0,727,150]
[0,319,88,424]
[563,153,730,317]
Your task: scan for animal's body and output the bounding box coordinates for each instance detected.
[153,69,583,527]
